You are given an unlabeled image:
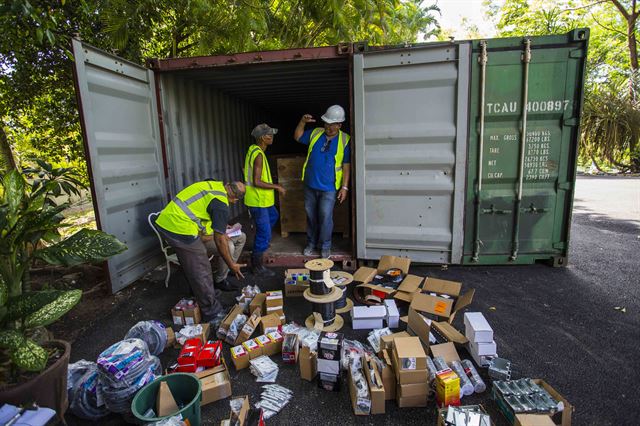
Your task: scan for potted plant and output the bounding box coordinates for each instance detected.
[0,160,127,416]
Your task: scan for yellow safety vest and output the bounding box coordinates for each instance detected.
[301,128,350,190]
[243,144,275,208]
[155,180,229,236]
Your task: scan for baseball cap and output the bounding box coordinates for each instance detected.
[251,123,278,139]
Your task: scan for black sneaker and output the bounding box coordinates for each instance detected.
[215,279,239,291]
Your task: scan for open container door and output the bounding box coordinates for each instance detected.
[353,43,470,264]
[72,39,167,292]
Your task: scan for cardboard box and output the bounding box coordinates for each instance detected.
[236,311,261,345]
[391,352,428,385]
[411,278,475,323]
[393,274,424,304]
[351,305,387,329]
[171,307,185,326]
[157,381,179,416]
[196,361,232,406]
[430,342,461,364]
[265,290,283,308]
[217,305,244,340]
[464,312,494,343]
[353,255,411,284]
[299,346,317,381]
[249,294,265,315]
[265,306,285,317]
[267,331,284,354]
[494,379,573,426]
[470,340,497,356]
[407,307,432,352]
[384,299,400,328]
[397,394,428,408]
[436,369,460,408]
[393,336,427,371]
[165,327,176,348]
[230,345,250,370]
[228,395,250,426]
[282,333,299,364]
[381,350,396,400]
[363,356,385,414]
[380,331,411,355]
[348,366,371,415]
[241,339,263,359]
[176,363,197,373]
[197,341,222,368]
[318,332,343,361]
[178,338,202,365]
[284,268,310,297]
[515,414,557,426]
[259,313,281,335]
[397,382,429,398]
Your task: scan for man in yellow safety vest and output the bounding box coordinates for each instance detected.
[154,180,247,321]
[244,123,286,277]
[294,105,350,258]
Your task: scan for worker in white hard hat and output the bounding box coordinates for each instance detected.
[294,105,351,258]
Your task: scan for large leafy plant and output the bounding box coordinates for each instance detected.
[0,162,126,378]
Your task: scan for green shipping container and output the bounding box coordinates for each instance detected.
[463,29,589,266]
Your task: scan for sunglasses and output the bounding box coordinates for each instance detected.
[321,139,332,153]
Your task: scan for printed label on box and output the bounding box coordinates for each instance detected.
[185,317,195,325]
[402,357,417,370]
[243,340,260,351]
[231,346,247,357]
[173,315,183,325]
[434,301,448,315]
[255,335,270,346]
[267,331,283,342]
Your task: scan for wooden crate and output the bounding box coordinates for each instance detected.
[276,156,349,238]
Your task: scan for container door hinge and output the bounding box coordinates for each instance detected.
[569,49,585,58]
[563,117,579,127]
[556,181,572,191]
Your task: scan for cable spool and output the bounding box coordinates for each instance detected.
[303,259,343,331]
[330,271,354,313]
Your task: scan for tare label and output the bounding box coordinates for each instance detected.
[486,100,572,114]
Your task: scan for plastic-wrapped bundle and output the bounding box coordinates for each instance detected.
[341,339,367,371]
[426,356,437,383]
[68,360,109,420]
[451,360,475,396]
[124,320,168,356]
[433,356,449,372]
[461,359,486,393]
[255,384,293,420]
[101,355,161,414]
[226,314,248,344]
[97,339,162,414]
[350,367,371,414]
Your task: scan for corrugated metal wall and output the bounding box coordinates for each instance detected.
[159,74,265,218]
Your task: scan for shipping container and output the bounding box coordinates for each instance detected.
[71,29,589,292]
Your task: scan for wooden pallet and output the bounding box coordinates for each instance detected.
[276,156,349,238]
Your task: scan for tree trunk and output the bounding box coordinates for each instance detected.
[0,123,18,175]
[628,21,638,71]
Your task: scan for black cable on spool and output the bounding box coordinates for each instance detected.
[334,286,348,309]
[308,269,326,281]
[310,279,331,295]
[311,302,336,326]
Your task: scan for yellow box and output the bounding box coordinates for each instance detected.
[435,369,460,408]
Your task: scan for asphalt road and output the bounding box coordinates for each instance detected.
[64,176,640,425]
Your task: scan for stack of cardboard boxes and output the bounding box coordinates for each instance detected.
[317,332,343,392]
[391,336,429,407]
[464,312,497,367]
[265,290,285,324]
[171,299,201,326]
[230,331,284,371]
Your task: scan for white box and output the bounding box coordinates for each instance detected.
[469,349,497,368]
[470,340,497,356]
[463,312,494,343]
[317,358,340,375]
[384,299,400,329]
[351,306,386,330]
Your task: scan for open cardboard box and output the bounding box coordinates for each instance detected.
[403,308,468,348]
[195,359,232,406]
[393,274,424,304]
[235,310,261,345]
[363,355,385,414]
[410,277,475,324]
[353,256,411,304]
[250,294,266,315]
[437,405,495,426]
[217,304,244,341]
[495,379,573,426]
[381,349,396,400]
[299,346,317,381]
[284,268,310,297]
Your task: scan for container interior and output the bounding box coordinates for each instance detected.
[157,57,353,265]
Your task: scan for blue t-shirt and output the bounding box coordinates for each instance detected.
[298,129,351,192]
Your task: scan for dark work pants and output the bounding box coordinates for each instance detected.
[304,186,337,250]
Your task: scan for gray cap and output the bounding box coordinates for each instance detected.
[251,123,278,139]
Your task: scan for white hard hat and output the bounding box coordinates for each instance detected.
[321,105,346,124]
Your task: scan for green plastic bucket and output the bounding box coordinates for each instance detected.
[131,373,202,425]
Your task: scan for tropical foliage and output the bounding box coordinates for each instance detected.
[0,153,126,378]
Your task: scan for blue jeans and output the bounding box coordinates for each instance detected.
[304,186,336,250]
[249,206,279,254]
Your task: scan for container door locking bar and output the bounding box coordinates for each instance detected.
[510,39,532,261]
[472,41,488,262]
